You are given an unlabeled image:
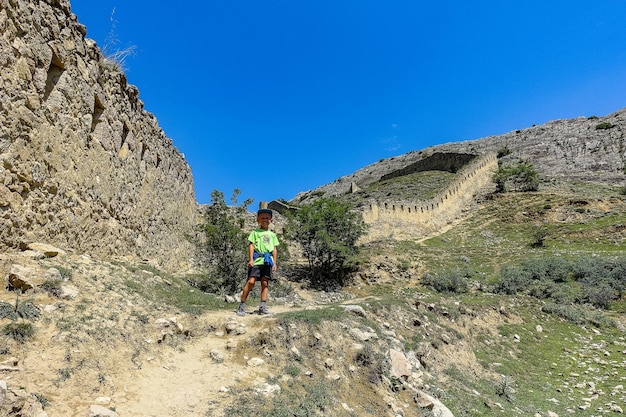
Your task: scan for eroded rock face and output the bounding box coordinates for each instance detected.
[0,0,199,271]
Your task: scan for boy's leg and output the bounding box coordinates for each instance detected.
[258,276,270,314]
[241,276,257,302]
[260,277,269,302]
[238,276,256,316]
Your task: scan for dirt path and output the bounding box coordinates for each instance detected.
[111,305,296,417]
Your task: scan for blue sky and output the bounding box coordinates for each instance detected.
[70,1,626,206]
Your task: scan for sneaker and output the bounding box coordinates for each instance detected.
[236,305,246,316]
[258,305,270,315]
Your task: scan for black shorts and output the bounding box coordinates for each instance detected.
[248,265,273,280]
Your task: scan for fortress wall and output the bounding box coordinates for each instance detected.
[361,152,498,241]
[0,0,199,270]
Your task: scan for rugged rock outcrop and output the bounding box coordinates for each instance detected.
[0,0,199,271]
[294,108,626,201]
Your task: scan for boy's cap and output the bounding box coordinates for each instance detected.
[257,209,273,217]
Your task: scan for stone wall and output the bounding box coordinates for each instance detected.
[381,152,477,181]
[361,152,498,241]
[0,0,199,271]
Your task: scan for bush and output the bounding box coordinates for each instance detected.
[197,189,252,294]
[493,160,539,193]
[595,122,615,130]
[495,256,625,310]
[2,322,35,343]
[285,197,366,290]
[421,269,469,294]
[493,265,531,294]
[530,225,549,247]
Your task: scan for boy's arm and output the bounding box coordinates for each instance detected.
[271,247,277,270]
[248,242,255,266]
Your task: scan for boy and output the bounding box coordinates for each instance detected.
[237,208,279,316]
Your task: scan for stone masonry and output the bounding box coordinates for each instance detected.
[0,0,199,271]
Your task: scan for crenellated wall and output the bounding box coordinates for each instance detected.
[0,0,200,270]
[360,152,498,241]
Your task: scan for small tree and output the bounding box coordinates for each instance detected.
[198,189,252,294]
[286,197,366,290]
[493,160,539,193]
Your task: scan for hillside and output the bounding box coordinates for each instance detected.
[2,182,625,417]
[2,1,626,417]
[294,107,625,202]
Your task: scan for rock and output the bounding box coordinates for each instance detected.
[89,404,119,417]
[389,349,412,379]
[290,346,301,360]
[349,328,378,342]
[28,242,66,257]
[210,350,224,363]
[247,357,264,367]
[254,383,280,396]
[415,390,455,417]
[343,305,367,317]
[58,284,79,299]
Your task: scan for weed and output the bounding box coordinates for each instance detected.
[58,367,73,382]
[495,375,516,402]
[54,266,73,280]
[40,278,63,297]
[277,306,344,325]
[283,363,300,377]
[0,301,18,320]
[33,392,51,409]
[2,322,35,343]
[16,300,40,320]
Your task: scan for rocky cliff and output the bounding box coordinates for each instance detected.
[294,108,626,202]
[0,0,199,271]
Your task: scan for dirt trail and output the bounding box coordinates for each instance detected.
[112,305,297,417]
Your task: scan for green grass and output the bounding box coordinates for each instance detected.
[277,305,345,325]
[112,262,231,314]
[2,322,35,343]
[345,170,458,204]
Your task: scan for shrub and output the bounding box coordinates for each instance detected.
[285,197,366,290]
[2,322,35,343]
[494,265,531,294]
[595,122,615,130]
[421,269,469,294]
[197,189,252,294]
[493,160,539,193]
[530,225,549,247]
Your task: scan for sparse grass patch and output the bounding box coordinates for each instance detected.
[223,378,333,417]
[277,306,344,325]
[2,322,35,343]
[40,278,63,297]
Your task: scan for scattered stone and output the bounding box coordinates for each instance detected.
[28,243,66,257]
[254,383,280,396]
[389,349,412,379]
[247,357,264,367]
[343,305,367,317]
[210,350,224,363]
[89,404,119,417]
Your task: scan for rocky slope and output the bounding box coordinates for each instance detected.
[294,108,625,201]
[0,0,199,272]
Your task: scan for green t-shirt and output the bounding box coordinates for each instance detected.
[248,228,279,266]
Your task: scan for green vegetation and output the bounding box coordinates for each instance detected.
[2,322,35,343]
[285,197,367,290]
[494,160,539,192]
[223,379,332,417]
[595,121,615,130]
[346,170,457,203]
[494,255,626,310]
[197,189,252,295]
